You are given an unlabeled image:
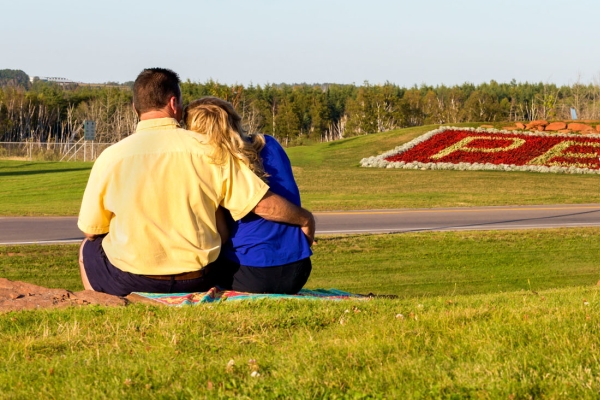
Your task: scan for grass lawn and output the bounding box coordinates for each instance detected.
[2,123,600,216]
[1,228,600,397]
[3,288,600,398]
[0,161,91,216]
[2,228,599,296]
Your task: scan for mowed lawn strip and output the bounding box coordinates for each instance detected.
[2,123,600,216]
[310,228,600,297]
[2,228,599,296]
[0,161,91,216]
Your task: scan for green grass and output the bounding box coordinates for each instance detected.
[2,289,600,398]
[310,228,600,297]
[0,245,83,291]
[2,229,600,397]
[0,161,91,216]
[3,228,599,296]
[2,124,600,215]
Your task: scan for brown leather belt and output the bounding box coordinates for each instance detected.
[143,269,205,281]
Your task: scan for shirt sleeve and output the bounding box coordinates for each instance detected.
[77,157,113,235]
[261,136,301,205]
[220,156,269,221]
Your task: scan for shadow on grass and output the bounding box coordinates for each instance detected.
[325,137,363,147]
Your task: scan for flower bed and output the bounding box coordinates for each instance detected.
[360,127,600,174]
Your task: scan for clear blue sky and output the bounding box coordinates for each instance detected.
[3,0,599,86]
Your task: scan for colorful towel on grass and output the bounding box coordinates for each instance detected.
[132,287,366,306]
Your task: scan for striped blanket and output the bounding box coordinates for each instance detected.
[131,287,366,306]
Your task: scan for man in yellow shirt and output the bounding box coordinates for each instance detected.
[78,68,315,296]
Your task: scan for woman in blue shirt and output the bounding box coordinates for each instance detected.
[183,97,313,294]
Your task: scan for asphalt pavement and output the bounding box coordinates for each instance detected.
[1,204,600,245]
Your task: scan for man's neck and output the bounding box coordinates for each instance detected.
[139,109,177,121]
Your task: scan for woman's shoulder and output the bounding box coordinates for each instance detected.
[259,135,286,157]
[262,134,281,147]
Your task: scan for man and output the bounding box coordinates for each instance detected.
[78,68,315,296]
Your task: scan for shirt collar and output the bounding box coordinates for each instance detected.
[135,118,181,132]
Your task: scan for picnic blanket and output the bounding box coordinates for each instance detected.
[131,287,367,306]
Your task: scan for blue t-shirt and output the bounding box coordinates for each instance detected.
[221,135,313,267]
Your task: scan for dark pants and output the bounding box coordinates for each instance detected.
[82,235,218,297]
[216,256,312,294]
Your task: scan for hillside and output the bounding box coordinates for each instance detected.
[287,124,600,211]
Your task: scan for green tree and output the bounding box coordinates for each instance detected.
[274,99,300,144]
[0,69,30,89]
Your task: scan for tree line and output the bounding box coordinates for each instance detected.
[1,69,599,144]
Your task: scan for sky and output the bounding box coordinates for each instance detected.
[2,0,599,87]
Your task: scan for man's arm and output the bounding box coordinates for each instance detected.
[252,191,315,245]
[78,154,112,241]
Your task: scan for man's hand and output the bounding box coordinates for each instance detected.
[84,233,100,241]
[300,213,316,245]
[252,191,316,246]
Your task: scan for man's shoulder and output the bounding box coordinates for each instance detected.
[100,127,211,159]
[94,132,143,162]
[178,128,210,144]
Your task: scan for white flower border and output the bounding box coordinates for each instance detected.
[359,126,600,175]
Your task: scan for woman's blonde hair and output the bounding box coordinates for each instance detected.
[183,97,268,181]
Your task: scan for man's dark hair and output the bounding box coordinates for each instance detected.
[133,68,181,114]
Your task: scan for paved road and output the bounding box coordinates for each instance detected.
[314,204,600,234]
[1,204,600,245]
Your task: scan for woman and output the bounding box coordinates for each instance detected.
[183,97,313,294]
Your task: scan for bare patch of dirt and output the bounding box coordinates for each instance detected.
[0,278,129,312]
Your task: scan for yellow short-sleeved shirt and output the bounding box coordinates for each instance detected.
[77,118,269,275]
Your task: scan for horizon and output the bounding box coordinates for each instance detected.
[7,69,599,89]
